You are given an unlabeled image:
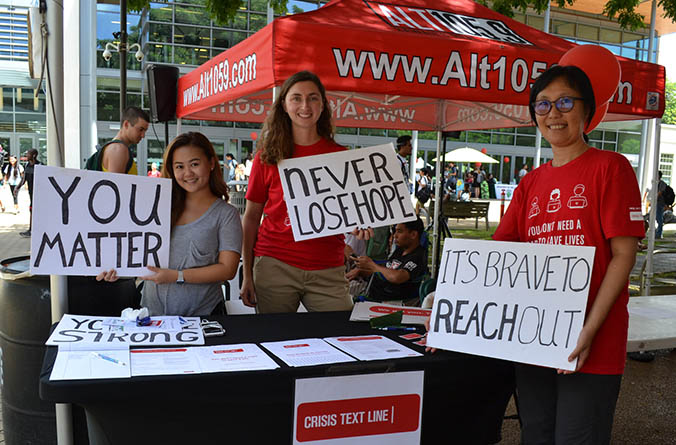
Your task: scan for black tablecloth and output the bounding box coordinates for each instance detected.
[40,311,514,444]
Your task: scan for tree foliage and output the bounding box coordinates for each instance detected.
[478,0,676,30]
[664,80,676,125]
[128,0,676,30]
[128,0,288,25]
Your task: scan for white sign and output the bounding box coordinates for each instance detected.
[426,238,595,371]
[495,183,517,200]
[279,144,416,241]
[46,314,205,347]
[293,371,423,444]
[30,165,172,276]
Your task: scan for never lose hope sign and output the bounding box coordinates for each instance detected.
[279,144,416,241]
[30,165,172,277]
[426,239,595,371]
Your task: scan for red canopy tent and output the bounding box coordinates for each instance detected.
[175,0,666,276]
[176,0,665,131]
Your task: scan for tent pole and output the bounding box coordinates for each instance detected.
[534,129,542,168]
[176,118,182,136]
[644,118,661,295]
[431,131,442,278]
[642,0,659,295]
[532,1,549,170]
[638,120,649,192]
[44,2,73,443]
[639,0,658,195]
[410,130,418,191]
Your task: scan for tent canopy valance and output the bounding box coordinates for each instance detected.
[175,0,665,131]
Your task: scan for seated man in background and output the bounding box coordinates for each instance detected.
[346,218,427,305]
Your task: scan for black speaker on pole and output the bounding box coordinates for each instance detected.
[146,64,179,122]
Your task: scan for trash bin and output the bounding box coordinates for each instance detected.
[0,256,56,444]
[0,255,138,445]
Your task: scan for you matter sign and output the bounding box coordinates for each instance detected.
[30,165,172,277]
[278,144,416,241]
[426,238,595,371]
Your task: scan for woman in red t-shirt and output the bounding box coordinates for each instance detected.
[493,65,643,444]
[241,71,368,313]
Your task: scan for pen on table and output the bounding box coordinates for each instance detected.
[377,326,417,331]
[91,352,127,367]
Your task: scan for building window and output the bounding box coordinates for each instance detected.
[148,22,172,43]
[149,2,173,22]
[175,5,209,25]
[660,153,673,185]
[617,132,641,154]
[600,28,621,44]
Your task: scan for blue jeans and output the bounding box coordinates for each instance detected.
[656,203,664,238]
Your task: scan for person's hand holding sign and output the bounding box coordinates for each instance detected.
[350,227,374,241]
[96,266,178,284]
[141,266,180,284]
[96,269,119,283]
[559,325,594,374]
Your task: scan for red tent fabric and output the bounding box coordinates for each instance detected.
[176,0,665,131]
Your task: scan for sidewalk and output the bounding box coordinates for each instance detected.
[0,185,31,259]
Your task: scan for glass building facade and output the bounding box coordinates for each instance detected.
[0,3,27,60]
[0,2,47,161]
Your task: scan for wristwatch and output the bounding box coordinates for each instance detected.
[176,269,185,284]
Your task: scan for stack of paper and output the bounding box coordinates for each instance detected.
[325,335,422,360]
[261,338,356,367]
[51,343,131,380]
[129,344,279,377]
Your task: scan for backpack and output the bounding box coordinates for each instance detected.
[416,185,431,204]
[664,184,675,207]
[85,140,133,172]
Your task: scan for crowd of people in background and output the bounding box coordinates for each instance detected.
[146,152,254,184]
[415,161,499,210]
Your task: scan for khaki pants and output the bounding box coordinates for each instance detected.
[253,256,352,313]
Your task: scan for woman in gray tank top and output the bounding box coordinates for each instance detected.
[97,132,242,316]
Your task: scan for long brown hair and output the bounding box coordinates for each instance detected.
[258,70,334,165]
[161,132,229,226]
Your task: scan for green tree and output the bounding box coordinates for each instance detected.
[479,0,676,30]
[129,0,676,29]
[663,80,676,125]
[128,0,288,25]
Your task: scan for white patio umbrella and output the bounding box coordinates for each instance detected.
[432,147,499,164]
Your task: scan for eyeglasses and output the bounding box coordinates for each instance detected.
[531,96,584,115]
